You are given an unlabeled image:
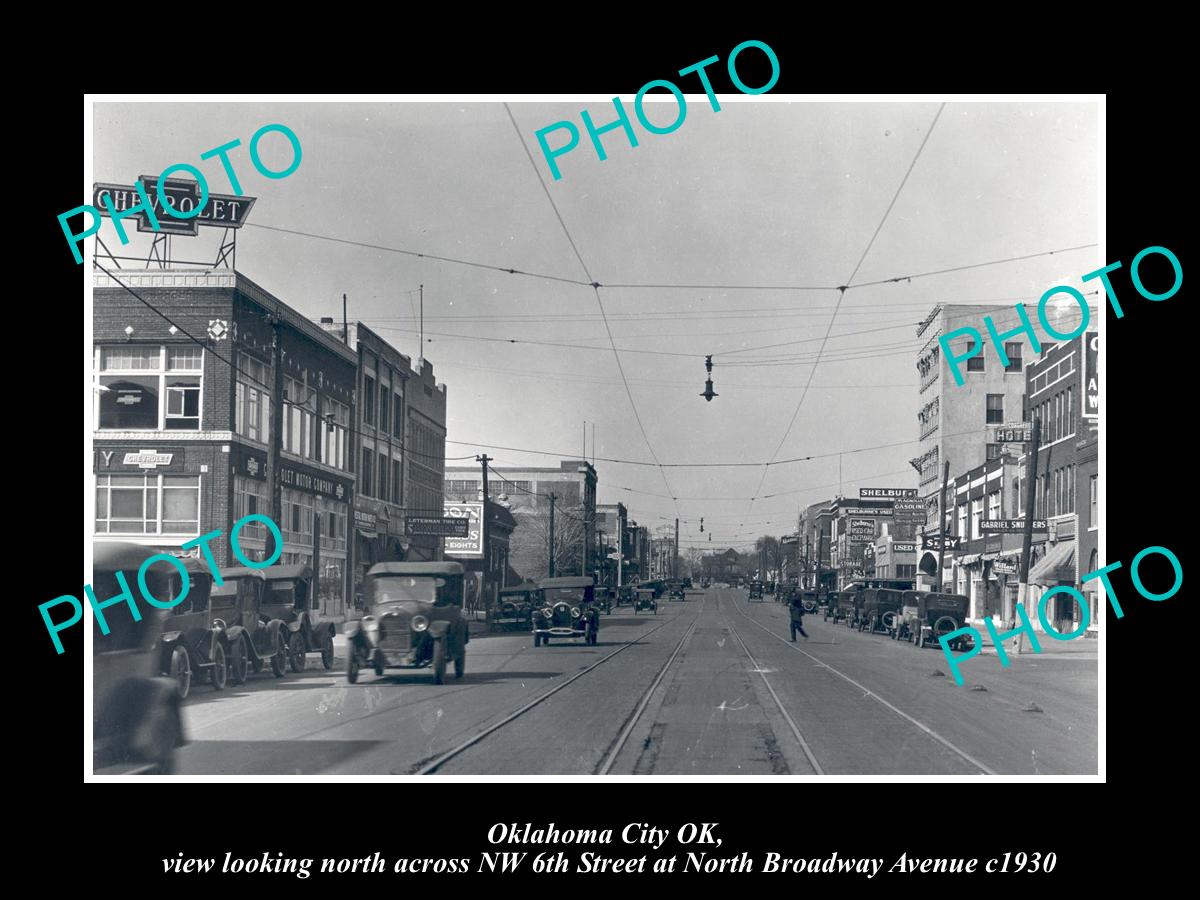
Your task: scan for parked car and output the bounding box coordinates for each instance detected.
[493,582,539,631]
[748,581,765,601]
[858,588,905,636]
[533,576,600,646]
[668,583,686,601]
[896,591,973,650]
[825,589,861,626]
[158,557,226,699]
[798,589,820,613]
[634,589,658,614]
[259,565,335,672]
[211,567,289,681]
[346,561,469,684]
[93,543,186,775]
[597,587,616,614]
[617,585,636,606]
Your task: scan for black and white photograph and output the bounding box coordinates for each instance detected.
[75,94,1112,780]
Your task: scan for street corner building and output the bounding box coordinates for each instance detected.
[92,269,357,620]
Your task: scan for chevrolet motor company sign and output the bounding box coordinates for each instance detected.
[124,451,173,469]
[93,177,256,237]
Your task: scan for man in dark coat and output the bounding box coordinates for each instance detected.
[789,591,810,641]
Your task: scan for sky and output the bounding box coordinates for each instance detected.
[92,98,1099,552]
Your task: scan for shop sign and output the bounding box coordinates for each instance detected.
[354,510,377,530]
[408,517,470,537]
[860,487,917,499]
[893,542,917,553]
[921,534,962,551]
[980,519,1048,533]
[280,464,349,501]
[123,451,174,469]
[1083,330,1099,420]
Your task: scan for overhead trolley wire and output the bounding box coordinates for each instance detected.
[503,101,680,517]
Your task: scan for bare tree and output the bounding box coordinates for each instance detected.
[509,505,586,580]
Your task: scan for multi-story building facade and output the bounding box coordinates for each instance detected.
[319,320,414,597]
[405,358,448,562]
[595,502,628,587]
[93,269,357,617]
[913,303,1043,537]
[799,500,836,592]
[444,460,597,580]
[945,456,1024,623]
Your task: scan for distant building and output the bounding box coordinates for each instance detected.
[595,502,628,587]
[405,358,448,562]
[444,460,597,580]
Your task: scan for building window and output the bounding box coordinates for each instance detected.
[1065,386,1074,438]
[986,443,1002,460]
[1090,474,1098,527]
[986,394,1004,424]
[393,393,404,439]
[392,458,402,505]
[1004,342,1022,372]
[377,452,388,501]
[971,497,983,540]
[95,474,200,535]
[234,355,271,445]
[363,374,376,427]
[988,490,1001,524]
[97,344,204,431]
[967,338,985,371]
[321,398,349,471]
[957,502,968,538]
[281,375,316,461]
[379,369,391,434]
[361,448,373,497]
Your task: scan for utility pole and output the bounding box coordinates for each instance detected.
[547,492,557,578]
[342,293,348,344]
[418,284,424,366]
[477,454,492,616]
[936,459,951,593]
[1014,418,1042,654]
[674,518,680,580]
[266,318,285,564]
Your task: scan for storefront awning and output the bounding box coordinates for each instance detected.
[1029,540,1075,586]
[959,553,982,566]
[355,527,378,540]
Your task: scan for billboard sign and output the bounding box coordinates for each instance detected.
[93,178,257,236]
[443,502,484,557]
[921,534,962,551]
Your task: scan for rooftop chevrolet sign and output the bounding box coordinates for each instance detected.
[93,178,256,237]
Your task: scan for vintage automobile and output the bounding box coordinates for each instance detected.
[824,589,862,626]
[93,543,186,775]
[346,561,469,684]
[766,580,777,595]
[896,591,973,650]
[597,587,616,614]
[211,567,290,680]
[857,587,905,636]
[493,582,540,631]
[259,565,336,672]
[668,582,686,601]
[748,581,765,601]
[634,588,658,614]
[797,589,821,613]
[158,557,226,699]
[617,585,636,607]
[533,576,600,646]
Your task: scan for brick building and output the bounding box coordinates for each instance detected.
[92,269,357,618]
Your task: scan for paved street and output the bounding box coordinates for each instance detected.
[177,586,1097,776]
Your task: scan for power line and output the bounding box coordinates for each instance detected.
[746,102,946,518]
[504,101,679,517]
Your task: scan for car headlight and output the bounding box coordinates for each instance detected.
[542,607,553,618]
[571,607,581,619]
[363,617,379,632]
[411,615,429,632]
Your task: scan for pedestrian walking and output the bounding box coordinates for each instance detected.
[788,592,809,641]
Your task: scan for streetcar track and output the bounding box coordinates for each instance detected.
[728,592,999,775]
[717,596,825,775]
[595,596,706,774]
[413,604,692,774]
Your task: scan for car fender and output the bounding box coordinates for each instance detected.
[97,675,185,756]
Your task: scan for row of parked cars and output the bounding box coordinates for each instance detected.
[815,583,973,651]
[93,543,476,776]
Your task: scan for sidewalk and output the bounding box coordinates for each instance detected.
[968,626,1099,657]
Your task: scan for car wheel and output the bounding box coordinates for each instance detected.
[346,647,360,684]
[454,647,465,679]
[432,639,446,685]
[271,632,288,677]
[372,648,385,677]
[288,632,306,673]
[210,642,227,691]
[229,637,248,684]
[320,631,335,670]
[170,646,192,700]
